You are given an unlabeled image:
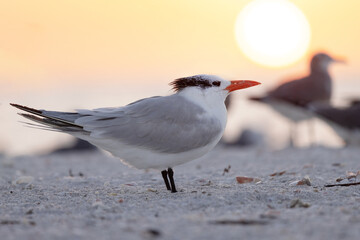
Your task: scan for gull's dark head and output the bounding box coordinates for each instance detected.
[170,74,260,94]
[311,52,346,72]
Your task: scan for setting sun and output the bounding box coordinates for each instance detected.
[235,0,311,68]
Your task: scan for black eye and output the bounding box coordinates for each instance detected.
[212,81,220,86]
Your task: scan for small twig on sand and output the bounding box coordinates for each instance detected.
[324,182,360,187]
[222,165,231,176]
[210,219,268,225]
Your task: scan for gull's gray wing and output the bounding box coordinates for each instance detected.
[269,72,332,107]
[75,95,223,153]
[268,77,311,106]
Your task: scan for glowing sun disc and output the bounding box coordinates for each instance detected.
[235,0,311,68]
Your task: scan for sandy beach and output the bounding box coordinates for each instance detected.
[1,146,359,240]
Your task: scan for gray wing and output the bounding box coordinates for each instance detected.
[75,95,223,153]
[269,73,331,107]
[269,77,311,106]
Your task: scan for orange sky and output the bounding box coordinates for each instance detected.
[1,0,360,89]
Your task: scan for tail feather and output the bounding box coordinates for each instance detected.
[19,119,67,133]
[11,103,87,132]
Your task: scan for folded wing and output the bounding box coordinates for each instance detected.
[76,95,223,153]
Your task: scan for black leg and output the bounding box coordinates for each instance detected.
[168,168,177,193]
[161,170,171,191]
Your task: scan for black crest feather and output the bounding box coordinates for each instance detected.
[170,75,213,92]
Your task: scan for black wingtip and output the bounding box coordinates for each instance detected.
[10,103,42,114]
[11,103,85,130]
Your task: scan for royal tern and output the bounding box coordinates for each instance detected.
[11,75,260,192]
[250,52,345,146]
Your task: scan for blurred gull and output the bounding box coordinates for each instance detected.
[250,52,345,146]
[313,100,360,146]
[51,139,97,154]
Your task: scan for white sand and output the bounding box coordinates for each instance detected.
[1,146,360,240]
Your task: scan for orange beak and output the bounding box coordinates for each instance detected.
[225,80,261,92]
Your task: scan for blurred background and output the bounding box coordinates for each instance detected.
[1,0,359,155]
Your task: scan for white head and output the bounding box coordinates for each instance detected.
[170,74,260,102]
